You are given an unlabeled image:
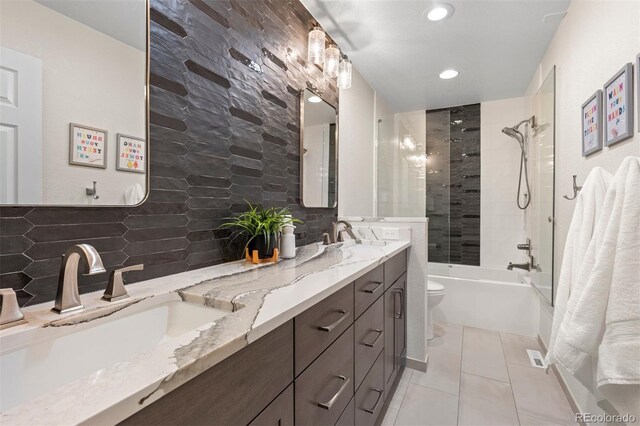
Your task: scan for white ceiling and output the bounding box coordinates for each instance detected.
[301,0,571,112]
[35,0,146,51]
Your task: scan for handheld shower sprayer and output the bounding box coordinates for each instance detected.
[502,116,535,210]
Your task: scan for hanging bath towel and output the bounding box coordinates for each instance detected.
[545,166,613,374]
[552,156,640,417]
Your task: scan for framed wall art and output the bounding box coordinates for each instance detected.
[116,134,146,173]
[603,63,634,146]
[69,123,107,168]
[581,90,603,156]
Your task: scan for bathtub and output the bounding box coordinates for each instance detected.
[428,262,538,337]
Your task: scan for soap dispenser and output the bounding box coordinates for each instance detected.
[281,215,296,259]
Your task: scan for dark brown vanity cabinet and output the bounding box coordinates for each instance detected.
[121,250,408,426]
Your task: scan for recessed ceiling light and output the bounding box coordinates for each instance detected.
[439,69,459,79]
[308,95,322,103]
[426,4,454,21]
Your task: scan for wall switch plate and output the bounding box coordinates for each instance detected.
[381,228,400,240]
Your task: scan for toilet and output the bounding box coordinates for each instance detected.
[427,280,445,340]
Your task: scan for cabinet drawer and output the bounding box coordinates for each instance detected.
[295,325,354,426]
[355,351,385,426]
[295,283,354,376]
[354,265,384,318]
[120,320,293,426]
[384,250,407,290]
[354,296,384,389]
[249,384,294,426]
[335,397,355,426]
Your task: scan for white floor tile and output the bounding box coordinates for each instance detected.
[507,363,576,425]
[394,384,459,426]
[518,412,569,425]
[411,346,461,395]
[429,321,464,355]
[500,332,542,368]
[462,327,510,382]
[458,373,519,426]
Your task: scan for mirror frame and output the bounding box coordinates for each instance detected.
[299,88,339,209]
[2,0,150,208]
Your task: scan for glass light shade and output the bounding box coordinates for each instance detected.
[307,27,325,65]
[324,45,340,78]
[337,57,352,89]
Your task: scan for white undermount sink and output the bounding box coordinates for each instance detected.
[0,293,232,412]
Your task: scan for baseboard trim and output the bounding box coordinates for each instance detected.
[406,353,429,372]
[537,335,584,426]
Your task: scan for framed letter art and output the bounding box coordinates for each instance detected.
[581,90,603,156]
[116,134,146,173]
[604,63,634,146]
[69,123,107,168]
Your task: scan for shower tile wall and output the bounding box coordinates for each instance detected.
[426,104,481,266]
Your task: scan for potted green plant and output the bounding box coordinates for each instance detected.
[220,202,301,259]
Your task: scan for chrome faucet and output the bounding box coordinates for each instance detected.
[53,244,106,314]
[507,262,531,272]
[327,220,361,244]
[0,289,27,329]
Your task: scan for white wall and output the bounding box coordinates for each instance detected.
[1,0,146,205]
[302,124,329,207]
[480,97,530,269]
[338,67,376,217]
[527,0,640,418]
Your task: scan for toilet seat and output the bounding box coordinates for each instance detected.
[427,280,444,293]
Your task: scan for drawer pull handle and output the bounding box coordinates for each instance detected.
[363,329,383,348]
[363,281,384,294]
[393,289,404,319]
[318,309,350,332]
[318,375,350,410]
[364,388,384,414]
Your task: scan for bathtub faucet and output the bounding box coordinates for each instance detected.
[507,262,530,271]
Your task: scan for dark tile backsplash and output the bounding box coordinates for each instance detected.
[0,0,338,307]
[426,104,481,266]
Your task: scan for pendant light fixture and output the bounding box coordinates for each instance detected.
[337,55,352,90]
[307,27,326,65]
[323,44,340,78]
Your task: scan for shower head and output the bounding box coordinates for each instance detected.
[501,127,520,138]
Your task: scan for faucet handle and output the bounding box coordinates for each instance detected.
[102,264,143,302]
[0,289,27,329]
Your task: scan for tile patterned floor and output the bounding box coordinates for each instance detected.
[382,322,576,426]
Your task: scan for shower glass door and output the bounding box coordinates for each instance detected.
[530,67,555,304]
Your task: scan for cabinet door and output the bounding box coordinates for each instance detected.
[249,384,294,426]
[384,287,397,390]
[393,274,407,364]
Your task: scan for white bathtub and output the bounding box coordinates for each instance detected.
[428,262,538,337]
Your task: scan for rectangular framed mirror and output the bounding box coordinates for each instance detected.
[0,0,149,206]
[300,88,338,208]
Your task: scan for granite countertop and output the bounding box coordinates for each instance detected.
[0,240,410,425]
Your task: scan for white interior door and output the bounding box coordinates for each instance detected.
[0,47,43,204]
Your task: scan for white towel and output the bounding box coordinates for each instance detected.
[124,183,144,205]
[551,156,640,417]
[545,167,613,371]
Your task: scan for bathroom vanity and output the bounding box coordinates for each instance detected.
[0,241,409,425]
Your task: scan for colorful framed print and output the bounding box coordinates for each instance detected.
[116,134,146,173]
[581,90,603,156]
[604,63,634,146]
[69,123,107,168]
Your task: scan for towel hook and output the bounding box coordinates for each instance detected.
[86,181,99,200]
[562,175,582,200]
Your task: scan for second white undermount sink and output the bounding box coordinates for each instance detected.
[0,293,231,412]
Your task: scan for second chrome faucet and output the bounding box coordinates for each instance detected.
[53,244,143,313]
